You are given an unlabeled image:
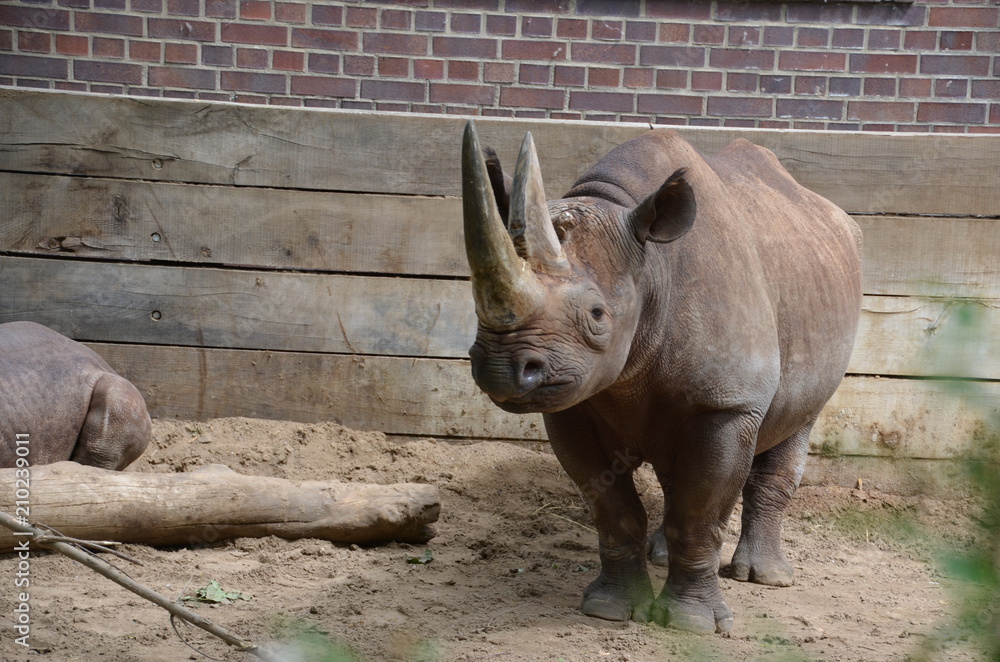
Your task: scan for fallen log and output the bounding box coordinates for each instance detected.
[0,462,439,552]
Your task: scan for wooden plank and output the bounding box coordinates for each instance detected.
[4,256,1000,379]
[0,172,467,277]
[3,89,998,216]
[858,215,1000,300]
[849,296,1000,380]
[0,256,477,358]
[88,343,999,459]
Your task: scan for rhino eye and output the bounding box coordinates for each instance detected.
[590,306,605,321]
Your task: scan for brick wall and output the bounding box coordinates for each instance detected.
[1,0,998,133]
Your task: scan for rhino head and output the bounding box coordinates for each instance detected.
[462,121,696,414]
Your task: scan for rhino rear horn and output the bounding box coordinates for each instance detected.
[508,132,570,276]
[462,121,545,329]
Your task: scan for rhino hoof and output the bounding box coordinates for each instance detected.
[727,560,794,587]
[581,597,631,622]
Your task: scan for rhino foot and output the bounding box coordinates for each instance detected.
[581,572,653,622]
[646,526,669,568]
[727,548,795,587]
[650,590,734,634]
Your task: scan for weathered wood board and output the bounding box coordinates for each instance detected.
[87,343,1000,461]
[3,89,999,216]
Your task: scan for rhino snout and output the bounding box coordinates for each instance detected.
[469,345,549,403]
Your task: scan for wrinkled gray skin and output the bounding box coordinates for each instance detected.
[462,122,862,634]
[0,322,151,470]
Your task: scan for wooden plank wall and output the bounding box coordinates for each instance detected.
[2,89,999,474]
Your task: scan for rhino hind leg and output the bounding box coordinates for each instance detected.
[72,372,152,470]
[727,420,813,587]
[646,469,671,567]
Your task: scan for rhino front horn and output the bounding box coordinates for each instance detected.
[462,120,545,329]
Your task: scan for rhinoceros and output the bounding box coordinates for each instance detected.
[461,122,862,633]
[0,321,151,470]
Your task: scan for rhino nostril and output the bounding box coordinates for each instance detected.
[520,359,545,390]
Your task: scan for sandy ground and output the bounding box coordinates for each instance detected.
[0,417,985,661]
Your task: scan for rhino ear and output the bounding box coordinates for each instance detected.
[628,168,696,244]
[484,147,512,226]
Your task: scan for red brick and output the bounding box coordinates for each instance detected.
[831,29,864,49]
[273,50,304,71]
[761,75,791,95]
[786,2,854,24]
[572,42,634,64]
[240,1,271,20]
[729,26,760,47]
[0,54,67,77]
[577,0,638,18]
[867,30,900,50]
[655,69,686,89]
[863,77,896,97]
[167,0,200,17]
[796,27,829,48]
[658,23,689,43]
[290,75,355,97]
[522,15,553,38]
[448,59,478,80]
[206,0,237,19]
[436,0,496,9]
[707,96,771,117]
[343,55,374,76]
[727,72,757,93]
[928,7,999,28]
[18,32,51,53]
[292,28,358,52]
[75,12,144,37]
[483,61,515,83]
[0,6,69,31]
[432,36,494,58]
[592,20,623,41]
[343,7,375,28]
[691,70,722,91]
[992,104,1000,124]
[129,40,161,61]
[55,81,88,91]
[446,12,478,33]
[716,2,781,22]
[500,39,559,61]
[382,9,412,30]
[360,79,425,102]
[856,4,926,28]
[554,65,584,86]
[56,34,89,56]
[917,102,987,124]
[148,19,217,42]
[588,67,620,87]
[934,79,968,98]
[921,54,990,76]
[692,24,724,45]
[709,48,774,70]
[569,91,633,112]
[429,82,494,105]
[132,0,162,12]
[74,60,141,84]
[904,31,937,51]
[849,53,917,74]
[640,45,704,67]
[414,58,444,79]
[312,5,343,26]
[486,14,517,36]
[221,23,287,46]
[762,26,793,47]
[165,42,197,64]
[202,45,233,66]
[972,80,1000,99]
[237,47,268,68]
[0,30,14,52]
[940,31,974,51]
[550,111,581,121]
[776,98,844,121]
[92,37,124,58]
[636,93,702,115]
[779,51,846,72]
[500,86,563,110]
[221,71,286,94]
[308,52,339,74]
[622,67,653,88]
[899,78,932,98]
[149,65,215,89]
[625,20,656,42]
[275,3,306,24]
[645,2,710,20]
[519,62,549,84]
[377,56,408,77]
[977,31,1000,52]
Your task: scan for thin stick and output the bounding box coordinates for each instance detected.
[0,509,281,662]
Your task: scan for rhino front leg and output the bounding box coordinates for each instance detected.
[728,420,812,587]
[71,373,152,470]
[546,413,653,623]
[652,411,757,634]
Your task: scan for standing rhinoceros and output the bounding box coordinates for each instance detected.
[0,321,151,470]
[461,122,862,634]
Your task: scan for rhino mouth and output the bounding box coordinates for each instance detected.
[484,378,579,414]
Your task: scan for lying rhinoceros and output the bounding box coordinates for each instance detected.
[461,122,862,633]
[0,321,151,470]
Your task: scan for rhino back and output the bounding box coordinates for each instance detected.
[0,322,114,466]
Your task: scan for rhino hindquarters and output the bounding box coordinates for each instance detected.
[72,372,152,470]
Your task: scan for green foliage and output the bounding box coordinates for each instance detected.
[179,579,252,605]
